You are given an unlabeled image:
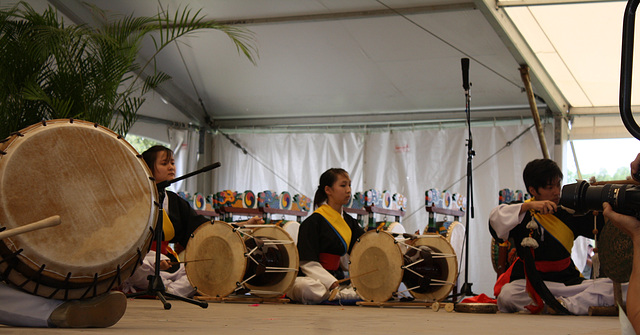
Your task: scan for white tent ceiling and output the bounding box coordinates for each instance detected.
[5,0,639,136]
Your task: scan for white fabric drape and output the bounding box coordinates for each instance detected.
[168,127,199,194]
[206,123,553,296]
[211,132,364,201]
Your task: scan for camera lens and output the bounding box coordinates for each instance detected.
[560,181,640,218]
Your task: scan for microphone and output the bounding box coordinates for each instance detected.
[194,162,221,175]
[157,162,221,189]
[461,58,470,91]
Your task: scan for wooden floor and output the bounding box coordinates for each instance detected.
[0,298,624,334]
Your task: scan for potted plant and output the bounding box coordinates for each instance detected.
[0,1,257,138]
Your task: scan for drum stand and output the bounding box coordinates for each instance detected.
[126,163,220,310]
[459,58,476,298]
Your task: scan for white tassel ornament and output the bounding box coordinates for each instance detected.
[521,237,539,248]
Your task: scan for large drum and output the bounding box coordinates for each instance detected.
[349,230,457,302]
[0,119,157,300]
[280,220,300,245]
[184,221,298,298]
[384,221,406,236]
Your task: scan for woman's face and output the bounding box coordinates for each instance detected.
[325,173,352,206]
[153,151,175,184]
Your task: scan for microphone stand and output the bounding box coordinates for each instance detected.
[126,163,221,310]
[459,58,476,298]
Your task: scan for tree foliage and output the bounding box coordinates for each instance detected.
[0,1,257,138]
[124,134,165,155]
[566,166,631,183]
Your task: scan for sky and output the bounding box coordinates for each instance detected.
[565,138,640,176]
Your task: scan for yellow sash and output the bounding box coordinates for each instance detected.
[526,198,574,253]
[315,204,352,252]
[162,209,176,242]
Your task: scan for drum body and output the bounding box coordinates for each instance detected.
[350,230,457,302]
[0,119,157,299]
[281,221,300,245]
[490,237,516,276]
[405,234,457,301]
[445,221,465,287]
[384,222,406,235]
[184,222,298,298]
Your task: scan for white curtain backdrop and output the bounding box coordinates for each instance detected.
[204,123,554,296]
[168,127,200,194]
[210,132,364,199]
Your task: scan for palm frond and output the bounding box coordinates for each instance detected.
[0,1,258,138]
[142,72,171,95]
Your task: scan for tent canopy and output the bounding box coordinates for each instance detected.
[18,0,637,138]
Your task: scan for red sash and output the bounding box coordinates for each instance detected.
[494,256,572,297]
[319,253,341,271]
[494,256,572,314]
[535,257,570,272]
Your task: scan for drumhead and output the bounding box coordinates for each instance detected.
[349,229,404,302]
[0,119,156,299]
[244,225,298,297]
[184,221,246,297]
[407,234,457,302]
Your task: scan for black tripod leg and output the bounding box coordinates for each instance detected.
[155,291,172,310]
[163,292,208,309]
[125,275,172,309]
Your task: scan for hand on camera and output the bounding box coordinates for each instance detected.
[603,202,640,242]
[525,200,557,214]
[632,153,640,181]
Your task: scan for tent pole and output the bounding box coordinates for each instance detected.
[519,65,550,159]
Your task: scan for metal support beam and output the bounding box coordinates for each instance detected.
[570,105,640,115]
[215,3,476,26]
[474,0,569,116]
[497,0,623,7]
[520,65,550,158]
[213,104,541,128]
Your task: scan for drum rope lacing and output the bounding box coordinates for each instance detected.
[231,226,297,295]
[0,249,106,300]
[394,237,457,290]
[1,242,145,300]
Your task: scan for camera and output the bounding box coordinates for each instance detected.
[560,180,640,219]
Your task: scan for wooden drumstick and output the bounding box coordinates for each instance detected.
[336,268,379,284]
[0,215,61,240]
[168,258,216,265]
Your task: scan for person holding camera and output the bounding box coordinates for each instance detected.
[602,152,640,333]
[489,158,621,315]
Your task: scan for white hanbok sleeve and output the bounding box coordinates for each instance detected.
[300,261,337,290]
[489,203,526,240]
